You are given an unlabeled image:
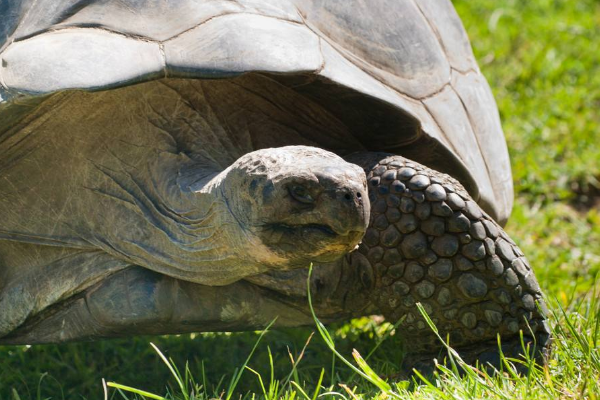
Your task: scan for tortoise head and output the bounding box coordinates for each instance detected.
[219,146,369,268]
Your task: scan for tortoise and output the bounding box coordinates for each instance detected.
[0,0,550,371]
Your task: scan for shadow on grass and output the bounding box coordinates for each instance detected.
[0,319,406,399]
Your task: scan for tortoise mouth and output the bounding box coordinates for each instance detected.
[258,221,363,266]
[258,221,364,257]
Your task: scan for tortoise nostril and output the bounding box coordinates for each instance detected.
[356,192,361,198]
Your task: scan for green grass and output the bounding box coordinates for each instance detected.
[2,0,600,398]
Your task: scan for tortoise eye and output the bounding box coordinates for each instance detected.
[289,185,315,204]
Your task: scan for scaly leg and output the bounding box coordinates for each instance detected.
[343,152,551,371]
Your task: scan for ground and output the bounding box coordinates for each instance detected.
[1,0,599,398]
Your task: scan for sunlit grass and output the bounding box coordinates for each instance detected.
[105,272,600,400]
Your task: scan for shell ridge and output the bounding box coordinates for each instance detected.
[413,0,476,75]
[161,11,305,44]
[5,25,157,47]
[2,0,39,52]
[448,79,495,204]
[420,99,457,153]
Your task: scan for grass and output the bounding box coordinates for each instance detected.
[1,0,599,398]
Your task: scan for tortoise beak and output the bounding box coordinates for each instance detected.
[327,186,369,237]
[314,170,370,238]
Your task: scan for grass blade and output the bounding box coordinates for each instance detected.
[225,318,277,400]
[106,382,167,400]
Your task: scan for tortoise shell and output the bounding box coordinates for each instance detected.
[0,0,512,222]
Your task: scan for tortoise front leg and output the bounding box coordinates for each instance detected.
[340,152,551,371]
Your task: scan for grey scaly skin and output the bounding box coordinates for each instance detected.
[1,153,550,373]
[344,153,551,371]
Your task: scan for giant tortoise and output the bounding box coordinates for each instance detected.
[0,0,550,371]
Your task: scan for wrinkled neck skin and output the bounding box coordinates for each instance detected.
[86,152,274,286]
[178,163,288,285]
